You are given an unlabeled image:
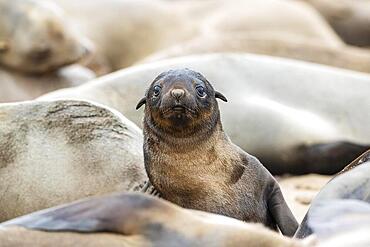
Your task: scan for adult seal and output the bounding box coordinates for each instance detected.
[0,64,95,103]
[0,0,93,74]
[304,0,370,47]
[0,193,312,247]
[0,100,146,222]
[136,68,298,236]
[40,53,370,175]
[140,34,370,74]
[295,149,370,239]
[53,0,342,70]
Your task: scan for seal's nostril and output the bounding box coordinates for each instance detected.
[171,89,185,99]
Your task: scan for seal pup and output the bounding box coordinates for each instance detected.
[136,68,298,236]
[0,193,313,247]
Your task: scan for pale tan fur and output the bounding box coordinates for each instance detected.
[303,0,370,47]
[0,193,313,247]
[53,0,343,71]
[39,53,370,174]
[0,225,309,247]
[140,34,370,73]
[0,64,95,103]
[0,100,146,222]
[0,0,93,73]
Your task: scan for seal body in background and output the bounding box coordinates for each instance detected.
[0,0,93,74]
[40,54,370,175]
[0,193,311,247]
[0,100,146,222]
[0,65,95,103]
[295,150,370,239]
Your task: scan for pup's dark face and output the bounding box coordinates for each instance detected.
[137,69,227,136]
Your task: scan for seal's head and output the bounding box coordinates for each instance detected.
[0,0,94,74]
[136,68,227,137]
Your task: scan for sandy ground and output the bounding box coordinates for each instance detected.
[278,174,332,223]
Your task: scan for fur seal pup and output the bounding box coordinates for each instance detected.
[0,193,312,247]
[295,149,370,238]
[136,68,298,236]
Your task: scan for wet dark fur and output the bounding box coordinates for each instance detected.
[137,68,298,236]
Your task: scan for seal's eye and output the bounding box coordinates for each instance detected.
[196,86,206,97]
[153,85,161,97]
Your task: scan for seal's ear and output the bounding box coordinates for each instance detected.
[136,97,146,110]
[215,91,227,102]
[0,41,9,52]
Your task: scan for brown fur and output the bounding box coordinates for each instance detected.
[138,69,298,236]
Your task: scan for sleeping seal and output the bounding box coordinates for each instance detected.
[0,0,93,73]
[0,100,146,222]
[0,193,313,247]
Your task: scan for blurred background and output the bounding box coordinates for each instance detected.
[2,0,370,101]
[1,0,370,224]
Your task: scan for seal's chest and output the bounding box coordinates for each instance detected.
[153,157,231,200]
[156,162,212,188]
[158,154,221,178]
[158,172,229,208]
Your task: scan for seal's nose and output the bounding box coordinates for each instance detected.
[171,88,185,100]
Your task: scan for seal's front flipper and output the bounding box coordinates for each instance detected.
[268,185,298,237]
[294,141,370,174]
[1,193,164,234]
[140,180,161,197]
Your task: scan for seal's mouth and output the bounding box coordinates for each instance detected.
[162,105,197,116]
[172,106,186,113]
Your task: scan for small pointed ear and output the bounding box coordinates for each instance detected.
[215,91,227,102]
[0,41,9,52]
[135,97,146,110]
